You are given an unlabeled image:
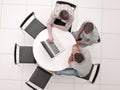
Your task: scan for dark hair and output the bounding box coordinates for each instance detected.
[83,22,94,34]
[59,10,69,20]
[74,53,84,63]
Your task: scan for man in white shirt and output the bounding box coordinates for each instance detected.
[55,44,92,78]
[72,21,100,47]
[47,3,74,42]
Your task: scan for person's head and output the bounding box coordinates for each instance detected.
[83,22,94,34]
[74,53,84,63]
[72,44,80,53]
[59,10,69,20]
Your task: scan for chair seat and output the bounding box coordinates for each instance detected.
[25,18,46,39]
[26,66,52,89]
[19,47,36,63]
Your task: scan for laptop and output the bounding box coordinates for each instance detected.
[41,35,65,58]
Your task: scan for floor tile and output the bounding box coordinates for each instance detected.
[75,84,100,90]
[23,32,34,46]
[0,29,24,54]
[27,5,52,26]
[48,83,74,90]
[1,5,27,29]
[0,55,22,80]
[102,34,120,59]
[101,60,120,84]
[27,0,52,6]
[78,0,102,8]
[22,65,37,81]
[0,80,22,90]
[103,0,120,9]
[50,75,74,83]
[2,0,27,4]
[0,0,2,4]
[102,9,120,34]
[101,85,120,90]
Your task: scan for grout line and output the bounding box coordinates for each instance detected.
[100,0,104,89]
[78,6,102,10]
[0,0,3,32]
[102,8,120,10]
[1,3,51,7]
[0,79,22,81]
[0,53,13,55]
[101,33,120,35]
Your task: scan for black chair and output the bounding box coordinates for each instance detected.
[56,1,76,11]
[14,43,36,64]
[98,38,101,43]
[26,66,52,90]
[20,12,47,39]
[81,64,100,83]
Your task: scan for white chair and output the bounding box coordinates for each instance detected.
[81,64,100,83]
[14,43,36,64]
[26,66,52,89]
[20,12,46,39]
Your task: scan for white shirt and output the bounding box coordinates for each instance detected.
[71,48,92,77]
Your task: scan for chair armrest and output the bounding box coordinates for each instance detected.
[20,12,35,29]
[92,64,100,83]
[14,43,17,64]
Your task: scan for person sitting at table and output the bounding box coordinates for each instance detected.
[47,3,74,42]
[72,21,100,47]
[55,44,92,78]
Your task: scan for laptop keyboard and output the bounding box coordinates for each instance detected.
[41,41,54,58]
[46,39,60,54]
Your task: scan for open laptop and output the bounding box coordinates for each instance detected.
[41,35,65,58]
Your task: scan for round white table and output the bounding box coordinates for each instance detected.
[33,28,76,71]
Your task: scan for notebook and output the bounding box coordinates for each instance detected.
[41,36,64,58]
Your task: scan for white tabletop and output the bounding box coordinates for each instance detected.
[33,28,76,71]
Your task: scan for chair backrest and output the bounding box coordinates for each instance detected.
[82,64,100,83]
[26,66,52,89]
[20,12,46,39]
[14,43,36,64]
[56,1,76,11]
[97,38,100,43]
[14,43,18,64]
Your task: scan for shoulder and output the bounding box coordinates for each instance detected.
[80,48,91,60]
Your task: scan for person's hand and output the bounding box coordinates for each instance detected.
[68,53,73,64]
[75,36,78,41]
[76,41,80,44]
[51,23,55,27]
[49,36,54,42]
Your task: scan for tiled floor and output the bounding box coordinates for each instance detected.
[0,0,120,90]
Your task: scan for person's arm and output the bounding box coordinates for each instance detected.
[47,5,58,42]
[68,53,73,64]
[75,28,83,41]
[77,40,88,45]
[47,23,54,42]
[64,16,74,31]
